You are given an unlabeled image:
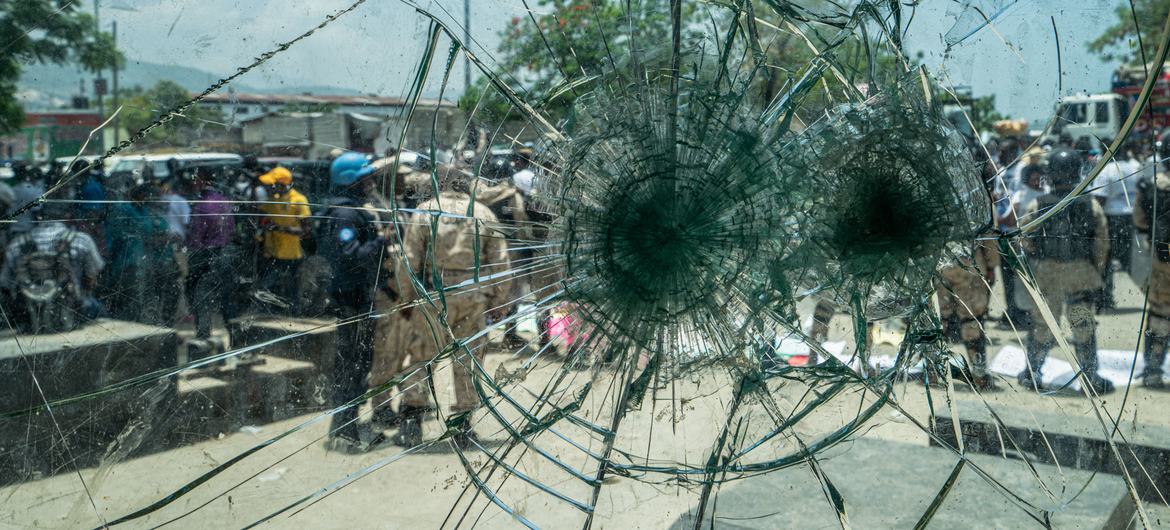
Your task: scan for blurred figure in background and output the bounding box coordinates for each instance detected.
[935,232,999,390]
[1134,144,1170,389]
[10,162,46,236]
[511,147,536,196]
[0,162,17,268]
[390,164,511,448]
[319,153,390,452]
[999,164,1048,330]
[1017,148,1113,394]
[0,203,104,333]
[74,160,108,257]
[160,176,191,326]
[257,166,310,313]
[1091,144,1140,310]
[232,155,269,312]
[186,167,236,355]
[104,183,171,324]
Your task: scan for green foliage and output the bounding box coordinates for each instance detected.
[78,31,125,73]
[969,95,1004,133]
[1088,0,1170,64]
[489,0,698,119]
[0,0,124,134]
[486,0,907,123]
[116,80,226,147]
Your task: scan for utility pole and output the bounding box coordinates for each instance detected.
[93,0,106,152]
[463,0,471,92]
[112,20,119,147]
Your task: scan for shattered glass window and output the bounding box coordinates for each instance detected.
[3,0,1170,527]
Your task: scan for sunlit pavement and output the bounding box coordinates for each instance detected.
[4,272,1170,528]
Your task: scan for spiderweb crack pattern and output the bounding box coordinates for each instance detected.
[3,0,1169,528]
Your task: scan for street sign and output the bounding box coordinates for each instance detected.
[93,78,108,96]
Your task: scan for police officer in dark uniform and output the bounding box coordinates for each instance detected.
[1017,148,1114,394]
[1134,143,1170,388]
[319,152,390,451]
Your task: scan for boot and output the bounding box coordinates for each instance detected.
[452,415,481,451]
[1017,338,1049,391]
[1075,339,1115,395]
[1142,333,1168,390]
[965,339,997,391]
[391,405,425,447]
[1082,373,1116,394]
[371,403,400,429]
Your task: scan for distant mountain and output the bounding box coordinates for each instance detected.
[16,59,363,109]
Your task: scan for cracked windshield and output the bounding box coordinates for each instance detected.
[5,0,1170,528]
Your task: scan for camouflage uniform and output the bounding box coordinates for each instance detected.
[1019,192,1111,389]
[1133,170,1170,386]
[935,238,999,380]
[473,180,535,338]
[392,191,510,414]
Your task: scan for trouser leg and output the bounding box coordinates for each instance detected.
[810,299,835,346]
[187,252,211,338]
[282,259,301,311]
[959,317,988,377]
[1068,293,1099,371]
[1001,262,1021,322]
[112,266,144,322]
[1024,295,1063,381]
[1144,311,1170,379]
[160,253,181,327]
[329,312,375,441]
[190,250,232,339]
[1115,218,1133,272]
[451,311,488,414]
[1066,292,1114,392]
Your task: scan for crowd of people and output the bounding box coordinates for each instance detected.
[4,132,1170,451]
[0,155,315,344]
[0,147,542,453]
[924,134,1170,394]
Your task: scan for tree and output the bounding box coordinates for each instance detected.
[117,81,225,147]
[969,95,1005,133]
[487,0,700,119]
[484,0,908,123]
[78,31,124,74]
[1088,0,1170,64]
[0,1,121,134]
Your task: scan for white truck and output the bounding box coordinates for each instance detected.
[1043,64,1170,148]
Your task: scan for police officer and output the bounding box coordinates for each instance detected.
[935,234,999,389]
[1134,144,1170,389]
[1017,148,1114,394]
[389,165,510,448]
[319,152,390,451]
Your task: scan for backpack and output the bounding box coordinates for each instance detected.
[1030,194,1097,262]
[1138,173,1170,262]
[11,230,79,333]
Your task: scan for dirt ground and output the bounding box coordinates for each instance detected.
[2,271,1169,529]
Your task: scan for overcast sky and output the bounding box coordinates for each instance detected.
[89,0,1126,122]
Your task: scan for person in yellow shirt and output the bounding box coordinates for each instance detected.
[257,166,311,312]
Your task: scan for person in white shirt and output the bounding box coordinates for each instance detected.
[511,148,537,196]
[1010,165,1047,226]
[1092,146,1143,309]
[159,177,192,325]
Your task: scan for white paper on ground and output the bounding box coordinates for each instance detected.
[989,345,1149,390]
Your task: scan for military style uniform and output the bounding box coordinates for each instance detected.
[1134,169,1170,388]
[934,237,999,385]
[387,188,510,446]
[1018,152,1113,393]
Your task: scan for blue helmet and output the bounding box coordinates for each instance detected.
[330,152,375,188]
